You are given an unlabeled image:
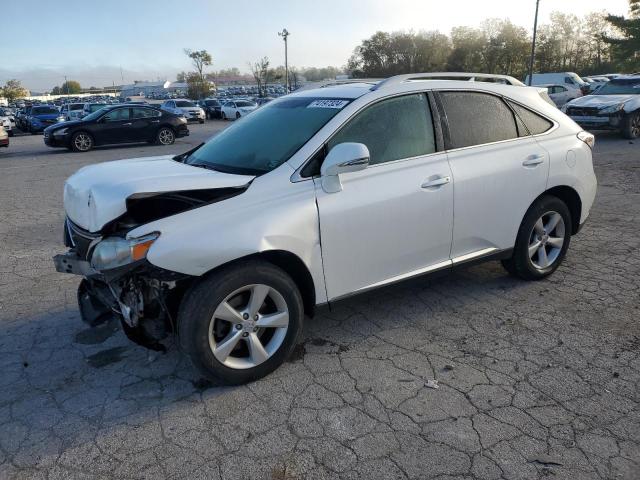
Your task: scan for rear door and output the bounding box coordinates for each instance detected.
[435,90,550,259]
[130,107,160,141]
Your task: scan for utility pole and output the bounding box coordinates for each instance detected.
[64,75,68,96]
[278,28,290,92]
[527,0,541,86]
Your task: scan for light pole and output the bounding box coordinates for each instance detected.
[278,28,290,92]
[527,0,541,86]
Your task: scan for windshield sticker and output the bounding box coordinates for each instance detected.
[307,99,349,109]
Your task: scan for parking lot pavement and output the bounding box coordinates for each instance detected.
[0,130,638,480]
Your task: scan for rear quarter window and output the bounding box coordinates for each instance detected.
[507,101,554,136]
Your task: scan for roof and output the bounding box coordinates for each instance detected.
[290,83,375,99]
[609,75,640,83]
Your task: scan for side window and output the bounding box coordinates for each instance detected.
[507,101,554,136]
[103,108,131,122]
[439,91,518,148]
[564,76,574,85]
[132,107,158,119]
[327,94,435,166]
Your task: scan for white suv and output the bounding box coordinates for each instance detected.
[54,75,597,384]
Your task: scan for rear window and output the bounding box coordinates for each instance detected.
[175,101,195,107]
[236,101,256,107]
[439,91,519,149]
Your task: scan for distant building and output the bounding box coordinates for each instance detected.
[120,81,170,98]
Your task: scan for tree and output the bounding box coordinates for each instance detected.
[60,80,82,94]
[605,0,640,69]
[176,71,187,82]
[1,79,29,102]
[184,49,212,83]
[186,72,210,99]
[51,86,62,95]
[250,57,270,97]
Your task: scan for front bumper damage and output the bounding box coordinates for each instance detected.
[566,106,624,130]
[54,224,192,351]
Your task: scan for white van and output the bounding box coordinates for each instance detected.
[525,72,589,94]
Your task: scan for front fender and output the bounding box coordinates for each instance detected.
[127,166,327,304]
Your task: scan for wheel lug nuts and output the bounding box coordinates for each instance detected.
[242,332,249,337]
[242,313,249,320]
[235,324,242,330]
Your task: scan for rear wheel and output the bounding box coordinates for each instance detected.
[622,111,640,139]
[235,112,241,120]
[156,127,175,145]
[71,131,93,152]
[179,261,304,385]
[221,111,227,120]
[501,196,572,280]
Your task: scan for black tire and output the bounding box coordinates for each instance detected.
[235,112,241,120]
[8,130,14,137]
[221,112,226,120]
[622,111,640,139]
[179,260,304,385]
[199,119,204,124]
[156,126,175,145]
[70,131,94,152]
[501,195,572,281]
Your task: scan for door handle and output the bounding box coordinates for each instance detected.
[151,120,159,123]
[421,176,451,189]
[122,122,132,126]
[522,154,545,167]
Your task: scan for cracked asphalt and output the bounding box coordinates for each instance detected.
[0,125,638,480]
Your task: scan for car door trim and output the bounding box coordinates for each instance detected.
[329,247,500,302]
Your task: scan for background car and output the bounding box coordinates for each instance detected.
[60,103,85,121]
[200,99,223,119]
[562,74,640,138]
[27,105,66,134]
[538,84,580,107]
[161,99,205,123]
[81,103,108,118]
[0,115,13,137]
[221,99,258,120]
[0,125,8,147]
[526,72,590,95]
[44,104,189,152]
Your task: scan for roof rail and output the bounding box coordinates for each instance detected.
[370,72,525,91]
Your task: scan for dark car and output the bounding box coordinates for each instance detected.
[27,105,65,134]
[44,104,189,152]
[200,99,223,119]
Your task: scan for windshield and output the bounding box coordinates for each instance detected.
[236,100,256,107]
[184,96,351,175]
[86,104,105,112]
[205,100,220,106]
[32,106,59,115]
[593,81,640,95]
[69,103,84,110]
[175,100,195,107]
[83,108,112,121]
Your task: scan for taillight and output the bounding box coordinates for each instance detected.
[577,131,595,149]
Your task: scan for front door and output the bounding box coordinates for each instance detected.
[95,107,132,144]
[315,93,454,300]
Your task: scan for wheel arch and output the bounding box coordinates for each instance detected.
[538,185,582,235]
[198,250,317,318]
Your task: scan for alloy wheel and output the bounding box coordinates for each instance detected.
[74,133,92,151]
[528,211,565,270]
[208,284,289,369]
[158,129,174,145]
[631,114,640,138]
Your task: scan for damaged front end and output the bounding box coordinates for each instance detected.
[54,218,192,351]
[54,185,247,351]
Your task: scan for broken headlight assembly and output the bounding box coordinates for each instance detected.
[90,232,160,271]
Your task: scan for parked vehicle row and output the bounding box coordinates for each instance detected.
[0,126,8,147]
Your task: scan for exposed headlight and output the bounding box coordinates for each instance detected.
[599,103,625,114]
[53,127,68,136]
[90,233,160,271]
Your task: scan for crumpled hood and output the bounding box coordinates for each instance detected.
[64,155,254,232]
[567,94,637,109]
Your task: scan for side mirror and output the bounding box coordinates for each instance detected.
[320,142,370,193]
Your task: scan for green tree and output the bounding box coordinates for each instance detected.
[51,86,62,95]
[250,57,270,96]
[1,79,29,101]
[605,0,640,69]
[60,80,82,94]
[186,72,210,99]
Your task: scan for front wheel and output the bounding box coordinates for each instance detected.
[235,112,241,120]
[501,195,572,280]
[179,261,304,385]
[156,127,175,145]
[221,112,226,120]
[71,131,93,152]
[622,111,640,139]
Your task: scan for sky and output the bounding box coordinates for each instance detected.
[0,0,632,91]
